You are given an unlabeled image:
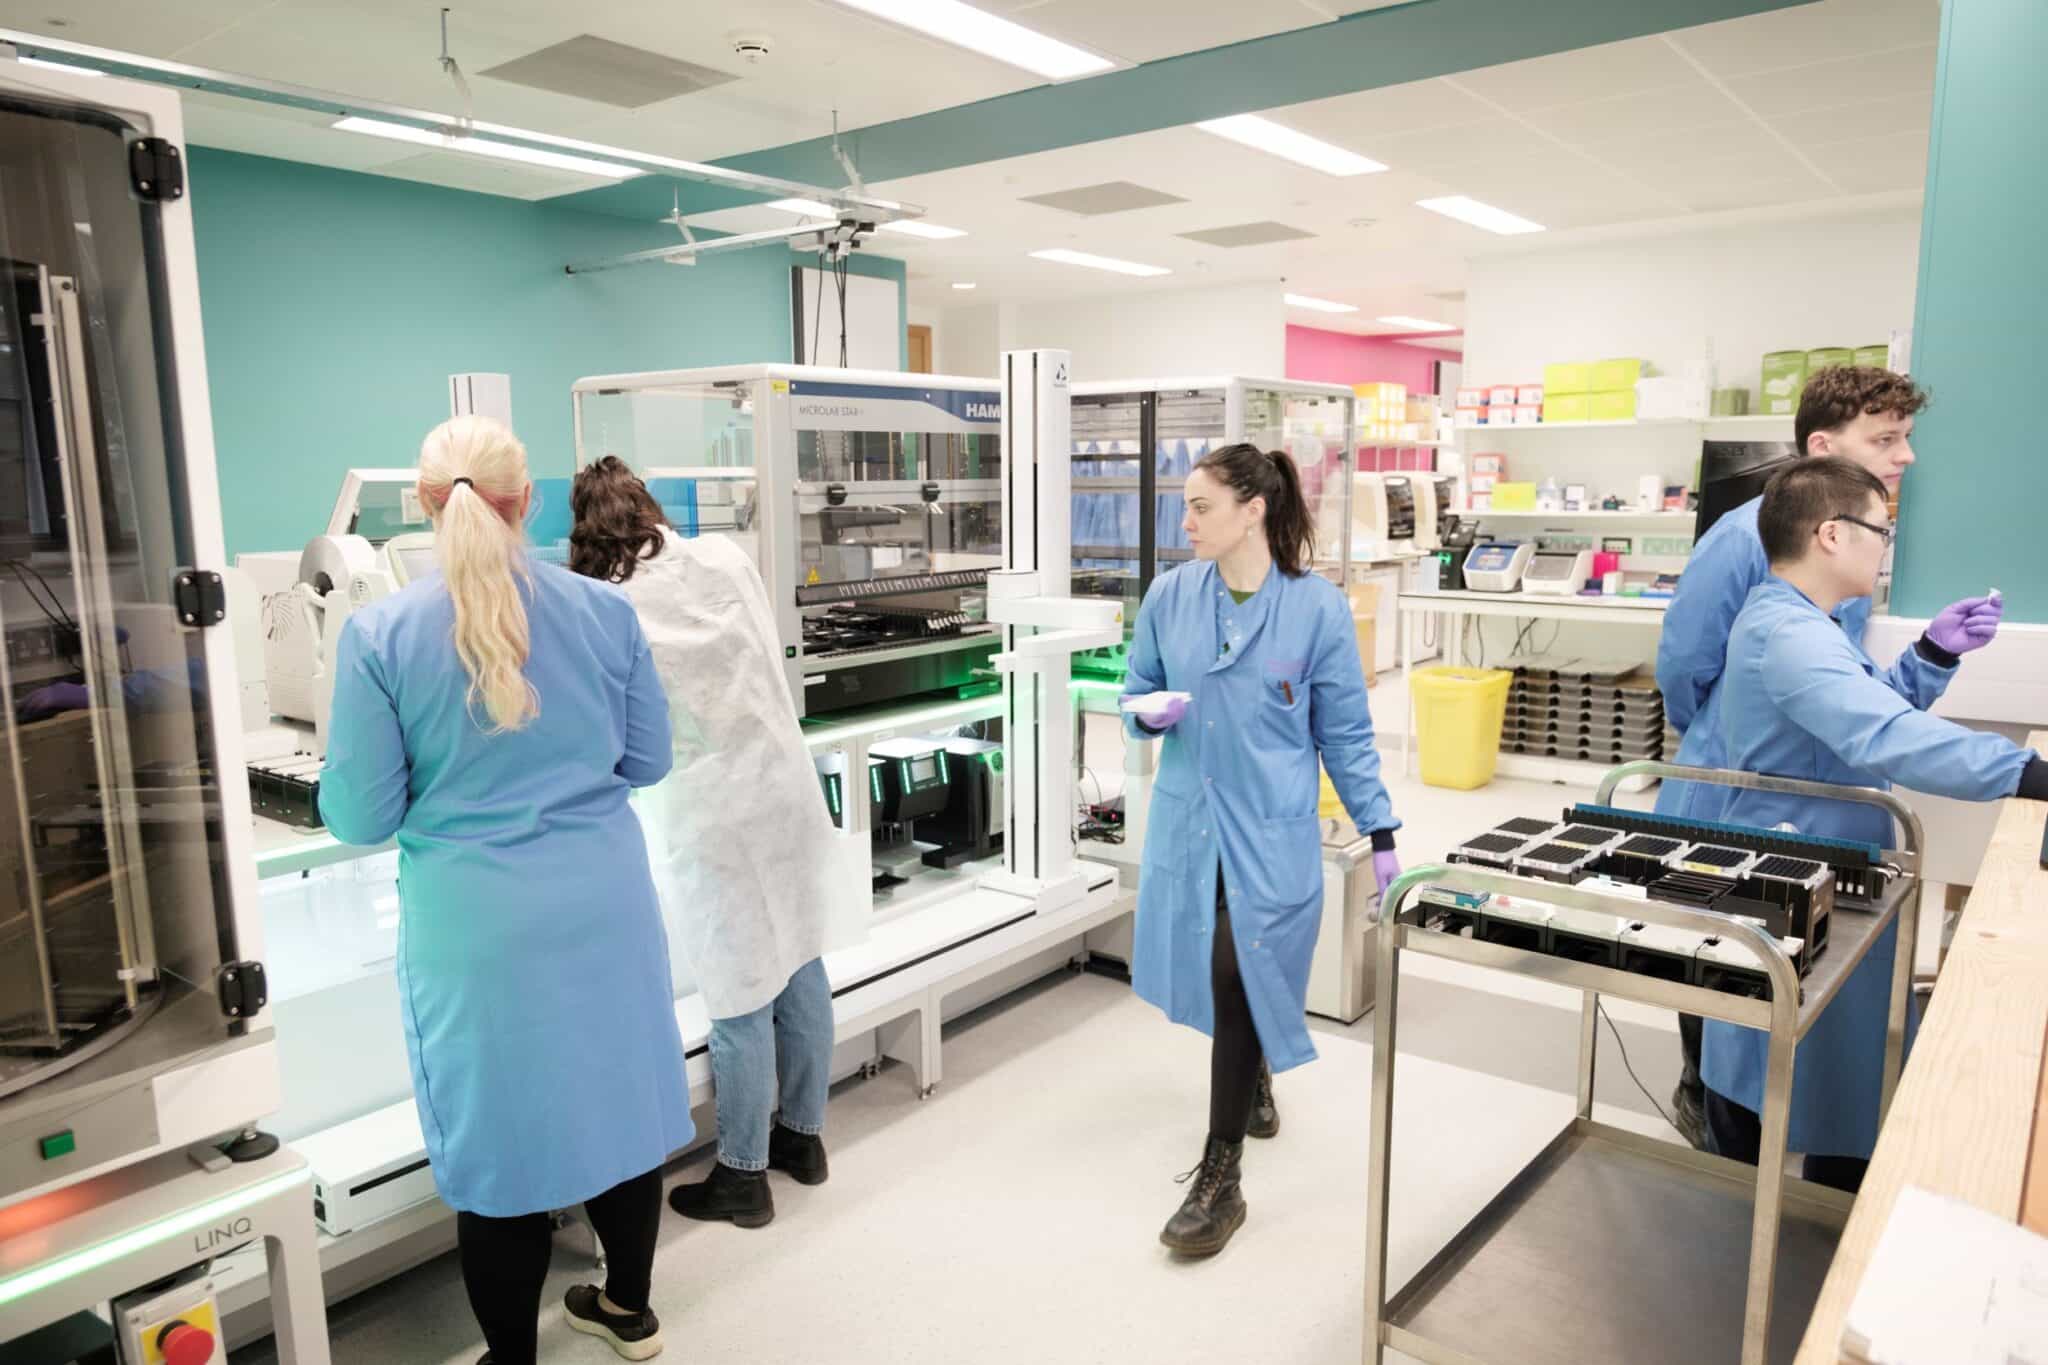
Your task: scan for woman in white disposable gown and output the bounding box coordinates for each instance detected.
[570,456,848,1230]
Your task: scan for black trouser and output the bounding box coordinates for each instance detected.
[1209,880,1263,1144]
[1679,1012,1703,1092]
[455,1166,664,1365]
[1702,1088,1867,1195]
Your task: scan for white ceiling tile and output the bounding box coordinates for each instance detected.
[1583,121,1795,179]
[1799,128,1930,193]
[1720,44,1936,122]
[994,0,1320,66]
[0,1,277,56]
[368,148,614,201]
[1763,91,1934,148]
[1281,79,1501,145]
[1520,81,1752,146]
[1666,0,1941,81]
[1444,36,1704,113]
[1369,117,1562,169]
[181,97,413,172]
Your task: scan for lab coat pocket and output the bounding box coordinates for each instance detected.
[1251,813,1324,913]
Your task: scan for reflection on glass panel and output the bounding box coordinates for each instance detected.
[798,492,1002,593]
[573,383,762,557]
[1247,387,1354,583]
[1071,394,1143,618]
[0,92,238,1100]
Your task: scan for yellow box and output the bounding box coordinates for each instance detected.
[1491,480,1537,511]
[1542,394,1592,423]
[1543,362,1593,395]
[1807,347,1854,375]
[1412,667,1513,791]
[1589,390,1638,421]
[1591,358,1645,390]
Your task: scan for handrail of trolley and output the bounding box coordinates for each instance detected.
[1591,762,1924,869]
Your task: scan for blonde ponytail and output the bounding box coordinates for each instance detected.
[417,416,540,733]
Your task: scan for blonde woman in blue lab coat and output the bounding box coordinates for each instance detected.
[1121,441,1402,1257]
[321,417,689,1365]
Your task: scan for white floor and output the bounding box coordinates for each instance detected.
[234,738,1696,1365]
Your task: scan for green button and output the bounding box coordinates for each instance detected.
[39,1130,75,1160]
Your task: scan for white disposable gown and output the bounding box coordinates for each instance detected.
[614,529,860,1021]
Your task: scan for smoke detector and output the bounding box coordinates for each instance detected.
[730,33,772,63]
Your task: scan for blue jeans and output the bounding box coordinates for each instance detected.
[707,958,833,1171]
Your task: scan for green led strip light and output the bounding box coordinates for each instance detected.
[0,1168,310,1308]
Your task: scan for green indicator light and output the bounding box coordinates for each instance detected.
[39,1131,75,1161]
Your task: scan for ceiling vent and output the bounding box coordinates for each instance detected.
[1020,181,1187,215]
[1177,221,1314,247]
[481,35,738,109]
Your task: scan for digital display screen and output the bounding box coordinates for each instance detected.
[910,755,939,783]
[395,547,437,583]
[1469,546,1516,571]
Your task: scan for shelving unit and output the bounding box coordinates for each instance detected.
[1456,415,1793,435]
[1457,509,1693,523]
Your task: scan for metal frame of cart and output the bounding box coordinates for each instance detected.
[1362,762,1924,1365]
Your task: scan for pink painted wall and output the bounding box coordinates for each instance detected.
[1285,324,1457,394]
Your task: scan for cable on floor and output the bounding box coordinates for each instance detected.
[1596,999,1679,1133]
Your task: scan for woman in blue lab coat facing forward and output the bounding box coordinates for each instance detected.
[1122,442,1401,1257]
[321,417,692,1365]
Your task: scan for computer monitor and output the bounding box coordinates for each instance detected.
[1696,441,1798,540]
[384,533,438,588]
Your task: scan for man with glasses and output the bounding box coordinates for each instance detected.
[1693,458,2046,1189]
[1655,366,2001,1144]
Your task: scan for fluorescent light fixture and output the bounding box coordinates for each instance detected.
[1029,248,1170,278]
[19,56,103,77]
[827,0,1115,81]
[1196,115,1386,177]
[952,282,978,290]
[1377,315,1456,331]
[1285,293,1359,314]
[766,198,965,238]
[332,117,641,179]
[1415,195,1545,235]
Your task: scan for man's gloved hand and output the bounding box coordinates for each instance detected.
[1373,848,1401,900]
[16,682,89,723]
[1927,595,2002,655]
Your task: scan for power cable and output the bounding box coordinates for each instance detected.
[1596,999,1679,1133]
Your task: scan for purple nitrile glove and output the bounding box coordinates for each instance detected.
[1133,694,1191,732]
[16,682,89,723]
[1373,849,1401,900]
[1927,594,2003,655]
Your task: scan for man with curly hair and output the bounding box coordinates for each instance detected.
[1655,367,2005,1146]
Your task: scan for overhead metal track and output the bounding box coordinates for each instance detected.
[563,219,873,275]
[0,29,922,224]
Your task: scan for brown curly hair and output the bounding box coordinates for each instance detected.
[1796,366,1930,456]
[568,456,667,584]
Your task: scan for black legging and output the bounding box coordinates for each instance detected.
[1702,1088,1867,1195]
[1210,878,1263,1144]
[455,1166,664,1365]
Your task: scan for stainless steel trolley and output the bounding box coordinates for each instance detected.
[1362,763,1924,1365]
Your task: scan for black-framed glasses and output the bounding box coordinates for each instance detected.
[1829,513,1897,546]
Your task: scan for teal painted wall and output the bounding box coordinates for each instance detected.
[187,148,905,557]
[1893,0,2048,622]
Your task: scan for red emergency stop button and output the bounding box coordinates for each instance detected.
[158,1320,216,1365]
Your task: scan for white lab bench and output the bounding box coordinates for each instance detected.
[217,693,1127,1346]
[1397,589,1670,790]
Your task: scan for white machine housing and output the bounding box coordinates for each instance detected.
[1463,541,1535,592]
[292,1100,433,1238]
[1521,549,1594,595]
[0,60,282,1208]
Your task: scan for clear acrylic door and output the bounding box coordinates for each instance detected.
[0,90,239,1100]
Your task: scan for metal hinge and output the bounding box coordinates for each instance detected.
[129,137,185,202]
[173,569,226,628]
[216,960,268,1019]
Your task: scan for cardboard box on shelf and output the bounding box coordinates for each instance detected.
[1456,405,1487,427]
[1492,481,1537,511]
[1853,344,1890,370]
[1543,362,1592,395]
[1636,376,1707,421]
[1516,384,1544,406]
[1510,404,1543,425]
[1469,473,1498,494]
[1590,358,1646,391]
[1806,347,1854,375]
[1542,394,1593,423]
[1470,452,1506,476]
[1589,390,1638,422]
[1760,350,1808,415]
[1488,384,1519,408]
[1455,386,1489,409]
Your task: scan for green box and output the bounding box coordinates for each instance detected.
[1590,358,1646,391]
[1541,394,1593,423]
[1543,362,1593,395]
[1854,344,1891,370]
[1806,347,1855,376]
[39,1130,75,1160]
[1589,390,1638,422]
[1760,350,1809,415]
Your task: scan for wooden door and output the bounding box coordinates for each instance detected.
[908,324,933,374]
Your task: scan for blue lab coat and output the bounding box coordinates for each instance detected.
[1655,496,1950,824]
[1122,562,1398,1072]
[1702,577,2034,1157]
[320,559,694,1216]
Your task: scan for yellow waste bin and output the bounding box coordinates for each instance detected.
[1411,666,1512,790]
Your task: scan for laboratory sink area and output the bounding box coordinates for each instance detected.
[5,4,2048,1365]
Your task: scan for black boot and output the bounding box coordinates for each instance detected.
[668,1161,774,1229]
[1248,1060,1279,1140]
[1159,1135,1246,1257]
[768,1124,829,1186]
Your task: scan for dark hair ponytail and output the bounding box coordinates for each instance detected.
[1192,442,1316,576]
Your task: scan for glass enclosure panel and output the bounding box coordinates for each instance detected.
[1246,386,1354,584]
[346,478,431,547]
[1154,389,1227,578]
[1070,393,1143,628]
[571,383,762,557]
[797,492,1003,596]
[0,90,237,1100]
